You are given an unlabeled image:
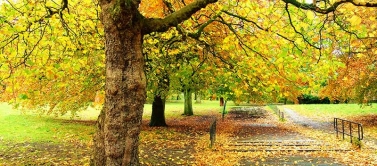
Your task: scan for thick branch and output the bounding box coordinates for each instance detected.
[143,0,218,34]
[283,0,377,14]
[187,11,222,39]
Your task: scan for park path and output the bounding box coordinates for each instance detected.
[281,106,377,150]
[282,107,333,132]
[230,107,347,166]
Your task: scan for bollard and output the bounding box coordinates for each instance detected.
[209,119,217,148]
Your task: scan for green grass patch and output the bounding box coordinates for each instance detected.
[0,103,95,143]
[0,100,231,143]
[143,100,234,119]
[0,100,248,145]
[0,114,95,143]
[284,104,377,121]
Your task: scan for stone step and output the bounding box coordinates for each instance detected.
[227,139,350,152]
[226,148,350,152]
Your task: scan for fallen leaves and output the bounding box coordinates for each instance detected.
[0,140,91,165]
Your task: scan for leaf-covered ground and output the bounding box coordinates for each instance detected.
[1,103,377,165]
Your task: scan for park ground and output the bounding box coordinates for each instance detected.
[0,101,377,165]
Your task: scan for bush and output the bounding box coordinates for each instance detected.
[297,94,330,104]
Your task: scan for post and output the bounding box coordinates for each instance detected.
[334,118,338,138]
[222,100,227,121]
[209,119,217,148]
[349,122,352,143]
[342,120,345,140]
[281,112,284,119]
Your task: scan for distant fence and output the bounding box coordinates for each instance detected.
[334,118,363,147]
[268,105,284,120]
[278,109,284,120]
[269,104,284,120]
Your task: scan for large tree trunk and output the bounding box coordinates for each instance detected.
[183,88,193,116]
[91,2,146,165]
[149,95,167,126]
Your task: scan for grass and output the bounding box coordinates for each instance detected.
[0,100,236,143]
[284,104,377,122]
[0,103,95,143]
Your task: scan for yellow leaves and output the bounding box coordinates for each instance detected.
[356,53,364,58]
[283,92,289,97]
[139,0,165,18]
[312,36,320,42]
[234,88,243,97]
[348,15,362,26]
[306,11,316,20]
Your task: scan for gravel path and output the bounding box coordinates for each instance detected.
[282,107,377,149]
[283,107,333,132]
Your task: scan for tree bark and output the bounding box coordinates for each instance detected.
[183,88,193,116]
[91,2,146,165]
[149,95,167,126]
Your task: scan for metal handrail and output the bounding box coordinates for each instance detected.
[334,118,363,147]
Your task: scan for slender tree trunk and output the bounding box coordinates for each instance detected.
[183,89,193,116]
[149,95,167,126]
[220,97,224,106]
[91,3,145,165]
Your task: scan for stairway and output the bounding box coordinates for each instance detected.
[227,139,350,152]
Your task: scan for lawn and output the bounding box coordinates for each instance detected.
[284,104,377,122]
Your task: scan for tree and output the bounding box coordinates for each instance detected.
[2,0,377,165]
[0,0,104,115]
[91,0,218,165]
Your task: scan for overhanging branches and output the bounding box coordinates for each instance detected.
[283,0,377,14]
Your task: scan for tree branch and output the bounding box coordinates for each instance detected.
[285,4,321,49]
[283,0,377,14]
[142,0,218,34]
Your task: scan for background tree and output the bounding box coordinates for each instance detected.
[0,0,104,116]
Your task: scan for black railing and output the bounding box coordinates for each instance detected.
[334,118,363,147]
